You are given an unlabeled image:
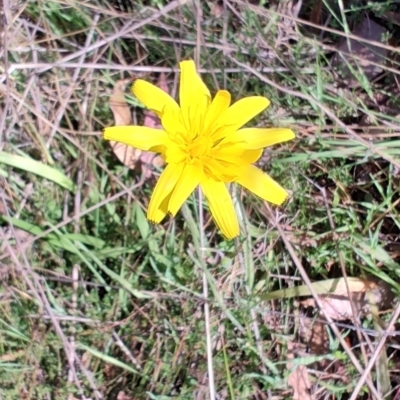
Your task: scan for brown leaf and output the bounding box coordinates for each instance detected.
[108,79,165,175]
[143,111,160,129]
[140,73,169,175]
[157,71,169,93]
[109,79,132,126]
[299,278,395,321]
[109,142,142,170]
[288,366,313,400]
[287,342,313,400]
[109,79,138,169]
[117,392,135,400]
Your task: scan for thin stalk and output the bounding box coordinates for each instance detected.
[194,4,215,395]
[198,187,216,400]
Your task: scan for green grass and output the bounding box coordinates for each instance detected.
[1,0,400,399]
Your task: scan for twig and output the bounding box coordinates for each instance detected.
[349,302,400,400]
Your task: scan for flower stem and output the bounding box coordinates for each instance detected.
[197,187,216,400]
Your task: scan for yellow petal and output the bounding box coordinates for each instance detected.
[236,165,288,205]
[133,80,180,116]
[214,96,270,140]
[163,139,187,163]
[204,158,239,181]
[103,126,168,151]
[147,163,185,222]
[211,144,261,167]
[230,128,295,149]
[239,149,263,164]
[201,178,239,239]
[179,60,211,133]
[161,105,186,135]
[203,90,231,134]
[168,163,203,216]
[212,142,245,162]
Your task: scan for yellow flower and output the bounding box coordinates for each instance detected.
[104,60,295,239]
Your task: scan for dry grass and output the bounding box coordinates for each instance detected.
[1,0,400,399]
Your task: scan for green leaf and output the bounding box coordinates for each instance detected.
[1,216,104,250]
[78,343,141,376]
[0,151,75,192]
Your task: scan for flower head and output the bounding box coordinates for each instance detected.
[104,60,295,239]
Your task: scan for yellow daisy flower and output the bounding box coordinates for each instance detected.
[104,60,295,239]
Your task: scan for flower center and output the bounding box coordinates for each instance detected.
[186,135,212,161]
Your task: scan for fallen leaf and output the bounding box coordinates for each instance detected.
[108,78,165,176]
[288,365,313,400]
[141,72,168,174]
[117,392,135,400]
[287,342,313,400]
[143,111,160,129]
[301,295,366,321]
[299,278,394,321]
[109,80,132,126]
[263,276,394,321]
[109,79,139,169]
